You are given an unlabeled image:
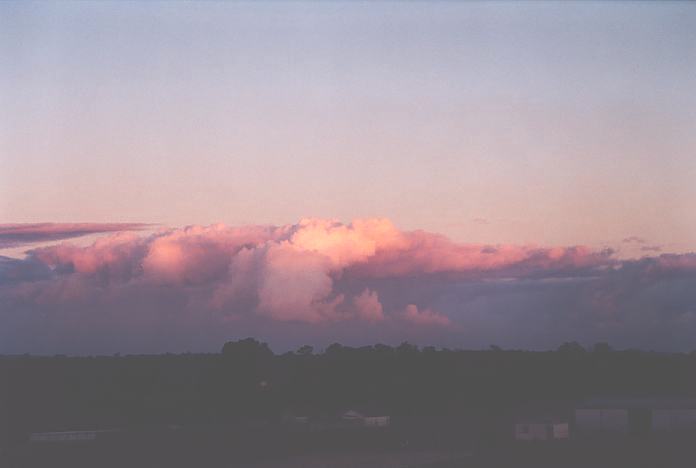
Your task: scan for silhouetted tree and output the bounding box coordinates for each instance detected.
[592,342,613,353]
[5,338,696,448]
[295,345,313,356]
[557,341,586,354]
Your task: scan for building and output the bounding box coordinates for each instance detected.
[341,410,365,424]
[514,418,569,441]
[341,410,390,428]
[652,408,696,432]
[363,416,390,427]
[575,408,629,435]
[575,398,696,436]
[281,409,311,425]
[29,430,120,443]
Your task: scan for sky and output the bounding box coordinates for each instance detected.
[1,1,695,354]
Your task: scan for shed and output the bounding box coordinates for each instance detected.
[514,418,569,441]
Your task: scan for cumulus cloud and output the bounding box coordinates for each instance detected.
[352,289,385,323]
[1,218,696,354]
[0,223,151,248]
[401,304,450,326]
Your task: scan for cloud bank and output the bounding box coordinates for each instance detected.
[1,218,695,354]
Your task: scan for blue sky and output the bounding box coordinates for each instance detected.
[2,1,695,252]
[2,2,696,353]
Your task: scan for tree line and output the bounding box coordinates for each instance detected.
[2,339,696,443]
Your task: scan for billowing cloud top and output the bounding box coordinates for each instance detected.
[1,218,695,354]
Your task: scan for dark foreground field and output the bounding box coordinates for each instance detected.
[4,340,696,467]
[5,429,696,468]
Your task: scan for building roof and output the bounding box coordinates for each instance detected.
[515,416,568,425]
[341,410,365,420]
[29,430,119,443]
[579,397,696,410]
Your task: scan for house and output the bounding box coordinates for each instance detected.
[29,429,120,443]
[363,416,390,427]
[514,418,569,441]
[575,397,696,436]
[341,410,390,428]
[281,409,310,425]
[341,410,365,423]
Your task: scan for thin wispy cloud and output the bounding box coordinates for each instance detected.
[623,236,647,244]
[641,245,662,253]
[0,223,152,249]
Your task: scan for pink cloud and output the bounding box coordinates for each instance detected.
[8,218,616,327]
[401,304,450,327]
[257,243,339,322]
[352,289,385,322]
[31,232,146,279]
[349,230,610,278]
[4,218,696,354]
